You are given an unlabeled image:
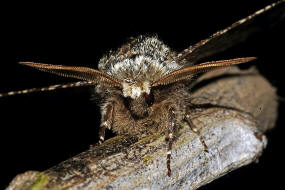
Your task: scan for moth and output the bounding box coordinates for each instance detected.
[1,1,284,177]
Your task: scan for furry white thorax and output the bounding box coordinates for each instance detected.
[98,36,182,99]
[108,55,179,80]
[98,36,182,82]
[112,55,178,99]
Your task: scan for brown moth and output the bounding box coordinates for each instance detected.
[1,0,284,177]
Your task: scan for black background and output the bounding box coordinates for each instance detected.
[0,0,284,189]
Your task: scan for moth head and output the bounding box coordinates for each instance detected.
[121,80,154,118]
[122,80,151,99]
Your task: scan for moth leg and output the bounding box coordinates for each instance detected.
[185,110,209,152]
[98,104,114,144]
[167,107,175,177]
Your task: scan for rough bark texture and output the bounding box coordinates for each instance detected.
[6,67,278,190]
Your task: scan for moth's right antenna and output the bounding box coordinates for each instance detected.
[19,62,123,88]
[0,61,124,98]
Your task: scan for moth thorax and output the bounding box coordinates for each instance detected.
[122,81,150,99]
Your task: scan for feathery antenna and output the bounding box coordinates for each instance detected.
[152,57,256,87]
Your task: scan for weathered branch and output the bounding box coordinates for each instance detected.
[6,67,278,190]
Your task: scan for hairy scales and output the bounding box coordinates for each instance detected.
[95,36,191,136]
[97,82,190,136]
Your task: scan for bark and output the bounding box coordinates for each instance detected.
[6,66,278,190]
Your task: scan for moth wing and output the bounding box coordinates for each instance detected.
[176,1,285,64]
[0,81,95,98]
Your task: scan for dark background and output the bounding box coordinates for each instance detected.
[0,0,284,189]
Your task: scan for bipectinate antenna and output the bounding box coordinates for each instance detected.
[151,57,256,87]
[0,62,123,98]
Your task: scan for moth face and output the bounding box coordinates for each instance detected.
[122,80,151,99]
[122,81,154,119]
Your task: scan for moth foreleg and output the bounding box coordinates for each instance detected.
[167,107,175,177]
[185,109,209,152]
[99,103,114,144]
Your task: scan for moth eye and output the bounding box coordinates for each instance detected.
[144,92,154,106]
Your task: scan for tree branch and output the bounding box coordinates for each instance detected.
[6,67,278,190]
